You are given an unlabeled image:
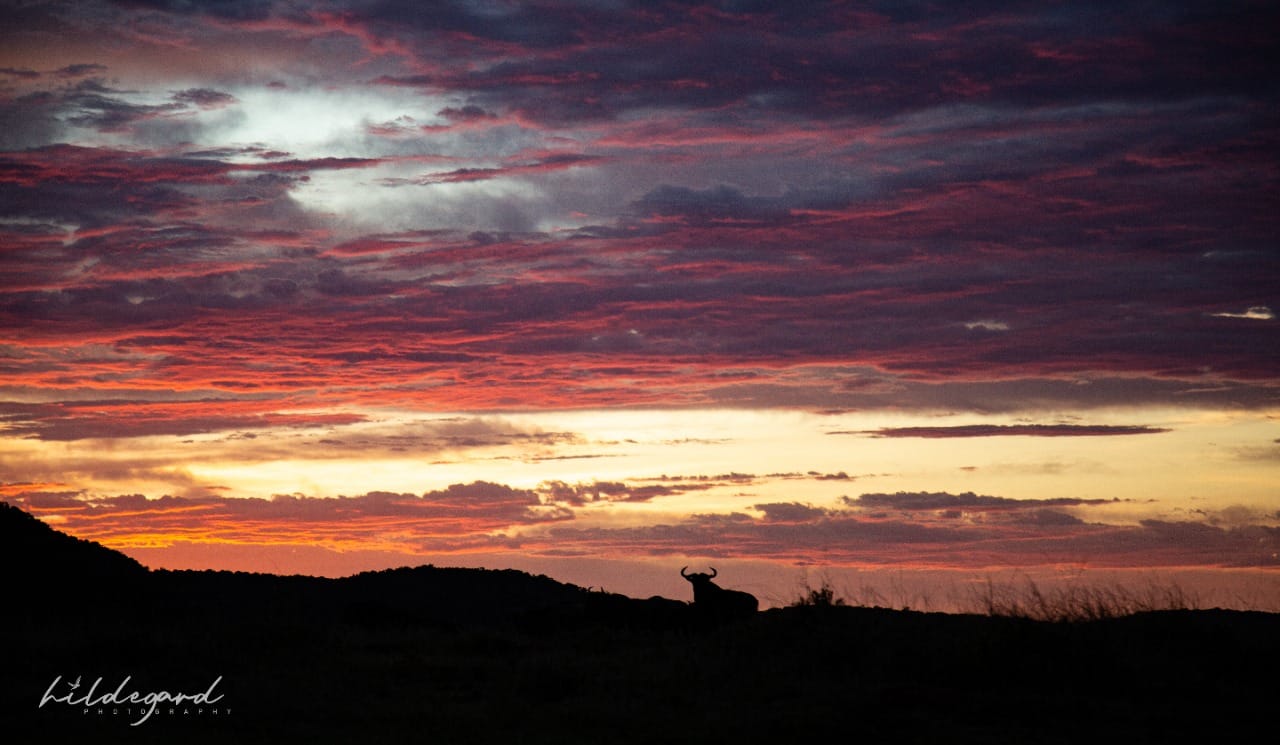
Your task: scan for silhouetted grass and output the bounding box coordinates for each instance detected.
[787,568,1217,621]
[788,578,847,608]
[967,575,1201,622]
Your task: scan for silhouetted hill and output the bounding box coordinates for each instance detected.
[2,504,1276,744]
[142,563,655,631]
[0,501,624,625]
[340,564,593,626]
[0,501,147,602]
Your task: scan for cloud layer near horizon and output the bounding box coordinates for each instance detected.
[4,484,1277,571]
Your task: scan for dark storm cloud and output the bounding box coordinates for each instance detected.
[58,79,186,132]
[45,1,1280,122]
[0,144,377,260]
[0,74,240,148]
[1,67,42,79]
[353,0,587,48]
[108,0,275,21]
[4,204,1271,415]
[170,88,238,109]
[436,105,496,123]
[55,64,109,78]
[631,185,796,226]
[1,0,1277,421]
[0,146,234,226]
[343,0,1280,124]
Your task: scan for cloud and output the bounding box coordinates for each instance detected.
[436,105,496,123]
[401,153,605,185]
[2,480,569,552]
[106,0,274,22]
[6,483,1277,569]
[539,480,711,506]
[842,492,1119,513]
[1212,306,1274,321]
[0,413,606,502]
[55,63,109,78]
[0,400,367,441]
[170,88,238,109]
[1,67,41,79]
[1231,441,1280,463]
[0,0,1277,506]
[753,502,831,523]
[631,184,795,226]
[529,502,1279,568]
[852,425,1172,438]
[344,1,1280,126]
[3,7,1276,411]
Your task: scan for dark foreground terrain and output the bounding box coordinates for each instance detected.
[2,502,1275,744]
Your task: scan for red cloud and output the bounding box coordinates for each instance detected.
[5,487,1276,572]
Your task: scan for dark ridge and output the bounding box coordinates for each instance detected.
[0,501,147,599]
[2,504,1275,744]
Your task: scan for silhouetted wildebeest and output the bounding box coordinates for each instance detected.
[681,566,758,620]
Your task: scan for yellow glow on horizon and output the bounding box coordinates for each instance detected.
[3,406,1276,519]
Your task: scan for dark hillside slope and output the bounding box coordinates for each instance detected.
[0,501,146,601]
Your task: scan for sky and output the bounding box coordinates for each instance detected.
[1,0,1278,610]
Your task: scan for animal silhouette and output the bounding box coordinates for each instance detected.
[680,566,758,619]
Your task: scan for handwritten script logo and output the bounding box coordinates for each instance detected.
[40,674,225,726]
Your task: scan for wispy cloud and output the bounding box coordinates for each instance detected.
[851,425,1171,438]
[1212,306,1274,321]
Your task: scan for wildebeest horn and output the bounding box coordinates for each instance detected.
[680,566,690,578]
[708,567,717,578]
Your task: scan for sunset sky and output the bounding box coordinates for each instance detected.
[2,0,1277,609]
